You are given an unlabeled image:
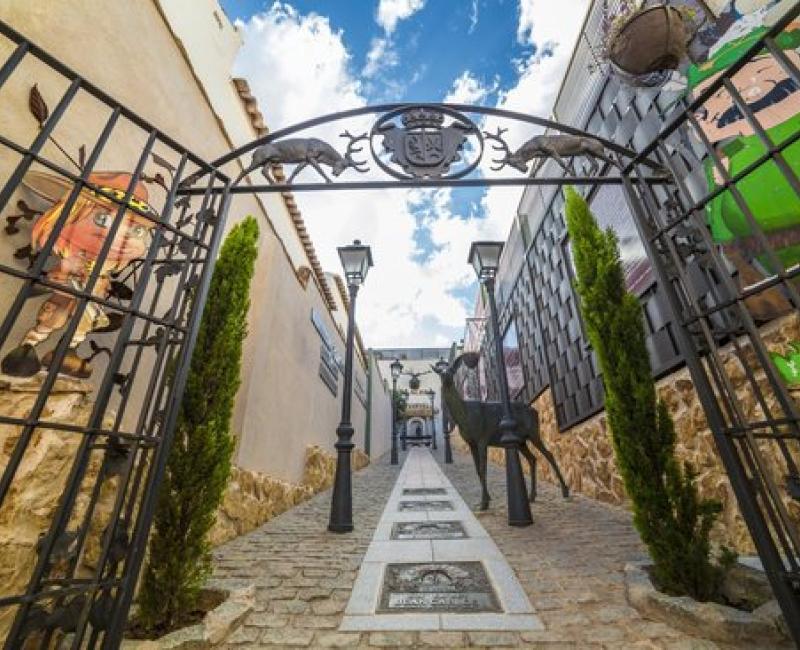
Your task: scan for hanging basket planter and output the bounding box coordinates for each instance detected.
[607,5,688,77]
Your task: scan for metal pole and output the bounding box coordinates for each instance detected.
[430,391,438,450]
[328,282,359,533]
[391,375,399,465]
[485,278,533,527]
[444,413,453,464]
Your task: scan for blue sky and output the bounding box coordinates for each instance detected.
[221,0,528,105]
[219,0,588,347]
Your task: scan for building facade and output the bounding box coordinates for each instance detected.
[469,0,800,553]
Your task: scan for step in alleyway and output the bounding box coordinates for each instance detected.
[211,446,730,649]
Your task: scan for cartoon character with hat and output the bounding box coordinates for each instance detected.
[688,19,800,320]
[1,171,157,378]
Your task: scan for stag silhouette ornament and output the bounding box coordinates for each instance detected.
[433,352,569,510]
[484,128,616,175]
[240,131,369,184]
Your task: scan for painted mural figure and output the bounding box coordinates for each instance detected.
[1,172,156,379]
[688,15,800,335]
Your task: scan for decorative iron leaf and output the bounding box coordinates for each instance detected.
[197,208,217,225]
[78,144,86,169]
[155,261,182,282]
[13,244,32,260]
[178,237,194,255]
[151,153,176,174]
[28,84,49,127]
[175,196,191,210]
[108,280,134,301]
[144,327,165,347]
[93,311,124,333]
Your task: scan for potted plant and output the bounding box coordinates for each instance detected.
[602,1,694,79]
[564,187,791,646]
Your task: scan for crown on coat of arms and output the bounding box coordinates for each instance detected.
[401,107,445,129]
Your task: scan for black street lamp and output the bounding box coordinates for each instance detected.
[426,388,438,450]
[390,358,403,465]
[434,358,453,464]
[468,241,532,527]
[328,240,373,534]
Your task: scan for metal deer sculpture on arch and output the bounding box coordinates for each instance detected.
[483,127,617,175]
[239,130,370,184]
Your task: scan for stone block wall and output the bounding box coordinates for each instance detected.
[454,313,800,554]
[0,376,370,637]
[209,444,370,546]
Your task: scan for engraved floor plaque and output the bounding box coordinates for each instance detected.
[402,487,446,496]
[391,521,467,540]
[398,500,454,512]
[378,562,500,613]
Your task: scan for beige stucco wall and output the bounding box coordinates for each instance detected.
[0,0,378,486]
[367,352,393,458]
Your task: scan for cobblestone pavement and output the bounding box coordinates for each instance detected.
[212,447,732,648]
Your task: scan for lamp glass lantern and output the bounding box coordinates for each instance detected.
[338,239,373,285]
[390,358,403,380]
[467,241,504,282]
[434,357,449,374]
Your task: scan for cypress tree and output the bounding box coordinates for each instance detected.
[137,216,260,631]
[564,187,730,599]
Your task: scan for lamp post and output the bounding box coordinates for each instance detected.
[468,241,532,527]
[328,240,373,533]
[434,358,453,464]
[427,389,438,450]
[390,359,403,465]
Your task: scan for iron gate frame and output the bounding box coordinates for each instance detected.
[0,2,799,646]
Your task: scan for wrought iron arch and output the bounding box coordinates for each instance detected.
[175,102,667,195]
[2,4,800,648]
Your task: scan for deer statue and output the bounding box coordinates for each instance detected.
[432,352,569,510]
[239,131,369,184]
[484,127,616,176]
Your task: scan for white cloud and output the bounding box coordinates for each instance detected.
[444,71,497,105]
[469,0,479,34]
[233,2,473,347]
[363,36,399,78]
[480,0,590,243]
[376,0,425,35]
[230,0,591,348]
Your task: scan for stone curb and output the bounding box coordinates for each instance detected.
[623,561,790,647]
[121,581,255,649]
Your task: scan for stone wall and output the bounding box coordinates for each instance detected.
[454,313,800,554]
[209,444,370,546]
[0,374,370,638]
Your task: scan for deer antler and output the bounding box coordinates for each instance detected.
[483,127,512,172]
[340,130,370,173]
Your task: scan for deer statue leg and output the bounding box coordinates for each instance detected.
[519,442,537,502]
[307,157,333,183]
[533,438,569,498]
[286,161,308,184]
[545,148,571,173]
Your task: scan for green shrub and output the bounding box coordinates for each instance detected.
[564,187,729,600]
[137,216,259,631]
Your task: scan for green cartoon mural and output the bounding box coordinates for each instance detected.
[686,1,800,386]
